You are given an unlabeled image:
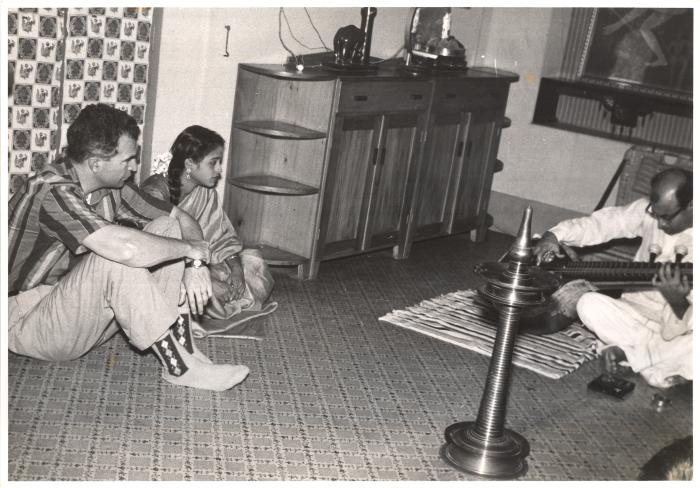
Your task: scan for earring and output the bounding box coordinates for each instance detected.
[185,168,191,179]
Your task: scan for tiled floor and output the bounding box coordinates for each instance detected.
[6,232,693,480]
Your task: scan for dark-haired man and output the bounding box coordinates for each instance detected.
[9,103,249,391]
[534,168,692,388]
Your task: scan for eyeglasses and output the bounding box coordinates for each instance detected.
[645,202,685,223]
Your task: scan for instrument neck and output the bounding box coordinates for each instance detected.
[546,260,693,289]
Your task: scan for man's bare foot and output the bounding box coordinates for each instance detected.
[603,346,628,375]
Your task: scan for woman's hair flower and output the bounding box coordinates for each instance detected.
[151,151,173,176]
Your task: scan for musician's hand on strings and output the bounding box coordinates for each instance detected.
[533,231,564,265]
[654,262,690,297]
[653,262,691,320]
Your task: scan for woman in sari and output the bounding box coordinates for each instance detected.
[141,126,274,332]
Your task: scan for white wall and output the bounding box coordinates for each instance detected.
[151,8,636,235]
[476,8,631,234]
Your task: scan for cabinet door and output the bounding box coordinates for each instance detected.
[411,110,466,239]
[451,108,502,240]
[320,111,423,257]
[320,114,379,256]
[365,111,423,251]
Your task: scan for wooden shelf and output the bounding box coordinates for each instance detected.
[228,174,319,195]
[234,120,326,139]
[241,63,338,81]
[250,245,307,266]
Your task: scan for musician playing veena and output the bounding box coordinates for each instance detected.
[533,168,692,389]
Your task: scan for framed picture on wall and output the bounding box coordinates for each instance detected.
[578,8,693,95]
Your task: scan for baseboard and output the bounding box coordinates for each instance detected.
[489,191,586,237]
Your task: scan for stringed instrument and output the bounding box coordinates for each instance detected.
[542,260,692,289]
[518,259,693,335]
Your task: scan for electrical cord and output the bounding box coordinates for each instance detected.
[303,8,331,51]
[386,44,405,60]
[278,7,297,61]
[280,7,328,52]
[281,8,407,68]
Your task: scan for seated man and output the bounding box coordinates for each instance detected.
[534,168,692,389]
[8,103,249,391]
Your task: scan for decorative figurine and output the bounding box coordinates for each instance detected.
[328,7,377,69]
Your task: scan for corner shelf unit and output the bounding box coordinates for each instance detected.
[224,64,337,278]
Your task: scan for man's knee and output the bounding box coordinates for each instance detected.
[576,291,610,326]
[144,216,181,240]
[9,321,90,363]
[82,251,150,280]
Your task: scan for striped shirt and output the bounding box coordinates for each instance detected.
[8,158,173,293]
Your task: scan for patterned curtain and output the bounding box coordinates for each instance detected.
[8,8,64,192]
[8,7,155,194]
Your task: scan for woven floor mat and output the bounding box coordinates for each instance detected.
[379,289,599,379]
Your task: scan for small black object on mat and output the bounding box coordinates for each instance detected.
[587,373,635,400]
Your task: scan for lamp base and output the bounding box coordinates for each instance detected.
[440,421,529,479]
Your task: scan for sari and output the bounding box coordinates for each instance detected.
[141,175,275,328]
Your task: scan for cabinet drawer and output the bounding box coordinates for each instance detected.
[339,81,432,113]
[433,81,508,112]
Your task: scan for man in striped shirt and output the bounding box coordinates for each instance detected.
[8,104,249,391]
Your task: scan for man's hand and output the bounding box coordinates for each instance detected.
[182,266,213,316]
[533,231,580,265]
[179,239,213,316]
[533,231,562,265]
[653,262,691,320]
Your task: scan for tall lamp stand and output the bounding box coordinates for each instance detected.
[440,206,559,479]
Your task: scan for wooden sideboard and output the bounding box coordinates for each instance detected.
[224,63,518,279]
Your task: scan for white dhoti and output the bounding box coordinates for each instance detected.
[577,291,692,388]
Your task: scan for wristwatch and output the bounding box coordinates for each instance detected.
[185,258,207,269]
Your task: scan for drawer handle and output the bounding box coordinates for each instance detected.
[354,95,368,102]
[410,93,423,100]
[372,147,387,166]
[446,93,457,99]
[378,147,386,166]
